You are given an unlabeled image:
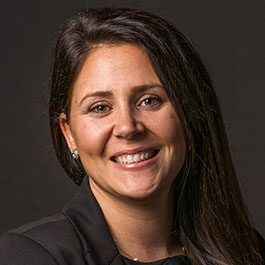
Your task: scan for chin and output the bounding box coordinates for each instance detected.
[115,181,166,202]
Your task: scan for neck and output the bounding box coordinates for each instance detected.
[90,180,184,262]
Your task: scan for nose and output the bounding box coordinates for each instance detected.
[113,108,145,140]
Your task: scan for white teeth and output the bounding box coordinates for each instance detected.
[133,153,140,163]
[114,151,156,164]
[127,155,133,163]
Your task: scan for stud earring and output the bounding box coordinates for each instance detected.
[71,148,79,160]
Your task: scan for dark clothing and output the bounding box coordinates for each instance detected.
[122,255,190,265]
[0,177,264,265]
[0,177,124,265]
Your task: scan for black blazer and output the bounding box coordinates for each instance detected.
[0,177,264,265]
[0,177,126,265]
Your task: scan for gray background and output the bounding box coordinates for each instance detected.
[0,0,264,236]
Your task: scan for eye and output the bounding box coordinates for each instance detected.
[139,95,162,108]
[88,103,111,114]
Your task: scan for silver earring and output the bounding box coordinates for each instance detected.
[71,148,79,159]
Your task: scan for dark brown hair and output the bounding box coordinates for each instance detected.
[49,7,263,264]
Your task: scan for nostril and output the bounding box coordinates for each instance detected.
[113,117,145,139]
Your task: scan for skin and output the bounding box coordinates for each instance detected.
[60,43,186,261]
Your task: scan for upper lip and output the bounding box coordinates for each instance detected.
[110,147,160,160]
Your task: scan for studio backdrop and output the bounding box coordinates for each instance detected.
[0,0,264,236]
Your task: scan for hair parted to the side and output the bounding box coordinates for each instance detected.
[49,7,263,265]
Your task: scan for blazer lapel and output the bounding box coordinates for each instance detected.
[63,177,124,265]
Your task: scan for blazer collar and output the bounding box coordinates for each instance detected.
[62,177,124,265]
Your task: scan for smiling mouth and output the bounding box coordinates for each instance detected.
[111,149,159,165]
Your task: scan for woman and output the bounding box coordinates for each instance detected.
[0,7,264,265]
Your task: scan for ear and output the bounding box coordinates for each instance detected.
[59,112,76,152]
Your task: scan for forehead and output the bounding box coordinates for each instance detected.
[71,43,161,98]
[80,43,154,77]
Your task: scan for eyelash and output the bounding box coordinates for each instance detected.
[138,95,162,107]
[87,102,111,114]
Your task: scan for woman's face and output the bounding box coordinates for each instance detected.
[60,43,186,201]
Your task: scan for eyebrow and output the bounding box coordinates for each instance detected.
[78,83,163,106]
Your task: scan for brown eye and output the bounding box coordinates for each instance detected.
[88,104,111,113]
[143,98,153,105]
[139,96,162,107]
[95,105,107,112]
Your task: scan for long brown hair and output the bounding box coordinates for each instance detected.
[49,7,263,264]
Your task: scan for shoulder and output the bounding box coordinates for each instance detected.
[0,214,85,265]
[0,232,59,265]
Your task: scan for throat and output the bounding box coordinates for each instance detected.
[89,177,181,262]
[114,233,184,263]
[104,205,180,262]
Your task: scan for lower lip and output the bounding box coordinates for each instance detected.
[111,151,160,171]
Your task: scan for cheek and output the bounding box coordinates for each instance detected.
[156,111,185,144]
[160,112,186,163]
[71,117,112,155]
[169,119,185,147]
